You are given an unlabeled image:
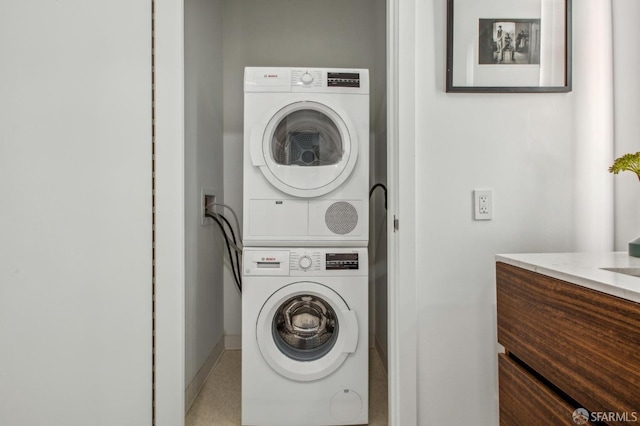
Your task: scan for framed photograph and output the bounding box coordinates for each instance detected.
[446,0,572,93]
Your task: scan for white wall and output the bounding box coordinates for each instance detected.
[0,2,152,425]
[184,0,225,392]
[573,1,615,251]
[221,0,387,341]
[612,0,640,249]
[405,1,615,424]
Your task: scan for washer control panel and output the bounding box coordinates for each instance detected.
[243,248,366,276]
[288,248,364,275]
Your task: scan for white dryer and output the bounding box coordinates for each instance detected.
[241,247,368,426]
[243,67,369,247]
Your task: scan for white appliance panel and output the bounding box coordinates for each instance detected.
[249,199,308,237]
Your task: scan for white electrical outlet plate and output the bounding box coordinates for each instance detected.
[201,187,216,226]
[473,189,492,220]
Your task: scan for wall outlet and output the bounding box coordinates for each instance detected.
[201,187,216,226]
[473,189,492,220]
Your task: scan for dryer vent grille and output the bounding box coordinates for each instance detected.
[325,202,358,235]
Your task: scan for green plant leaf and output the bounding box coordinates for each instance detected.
[609,152,640,181]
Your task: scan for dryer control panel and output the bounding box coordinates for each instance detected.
[243,248,367,277]
[327,72,361,88]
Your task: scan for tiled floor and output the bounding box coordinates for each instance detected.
[186,348,388,426]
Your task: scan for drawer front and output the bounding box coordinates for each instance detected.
[497,262,640,424]
[499,354,592,426]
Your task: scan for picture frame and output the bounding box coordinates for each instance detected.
[446,0,572,93]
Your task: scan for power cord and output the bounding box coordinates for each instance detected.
[217,213,242,290]
[207,202,243,243]
[205,212,242,293]
[369,183,387,210]
[369,183,388,260]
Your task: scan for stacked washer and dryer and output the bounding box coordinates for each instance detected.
[241,67,370,426]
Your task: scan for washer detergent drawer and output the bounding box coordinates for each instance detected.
[243,250,290,276]
[249,199,308,236]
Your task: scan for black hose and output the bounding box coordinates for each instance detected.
[369,183,387,210]
[205,213,242,292]
[217,213,242,288]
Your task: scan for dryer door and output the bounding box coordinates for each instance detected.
[256,282,359,382]
[253,101,358,198]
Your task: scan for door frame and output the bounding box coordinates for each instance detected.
[153,0,418,424]
[386,0,418,424]
[154,1,186,425]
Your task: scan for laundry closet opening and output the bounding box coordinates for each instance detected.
[183,0,388,423]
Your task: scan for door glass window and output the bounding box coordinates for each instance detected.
[272,294,338,361]
[271,110,343,166]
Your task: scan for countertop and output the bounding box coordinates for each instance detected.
[496,252,640,304]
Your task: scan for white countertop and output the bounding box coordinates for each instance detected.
[496,252,640,304]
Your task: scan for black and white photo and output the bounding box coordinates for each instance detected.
[478,19,540,65]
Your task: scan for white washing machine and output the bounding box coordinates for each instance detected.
[243,67,369,247]
[241,247,368,426]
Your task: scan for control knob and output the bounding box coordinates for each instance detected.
[299,255,313,270]
[300,72,314,85]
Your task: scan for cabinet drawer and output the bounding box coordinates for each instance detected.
[497,262,640,424]
[499,354,592,426]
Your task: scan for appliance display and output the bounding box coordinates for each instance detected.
[243,67,370,247]
[241,247,368,426]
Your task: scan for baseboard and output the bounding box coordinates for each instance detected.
[225,334,241,350]
[185,335,225,413]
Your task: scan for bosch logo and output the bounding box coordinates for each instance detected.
[262,257,276,261]
[263,74,279,78]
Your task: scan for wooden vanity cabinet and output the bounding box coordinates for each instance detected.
[496,262,640,426]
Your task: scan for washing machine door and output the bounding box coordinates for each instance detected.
[250,101,358,198]
[256,282,359,382]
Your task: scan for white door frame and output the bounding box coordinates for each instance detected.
[386,0,418,424]
[153,0,418,424]
[154,1,186,425]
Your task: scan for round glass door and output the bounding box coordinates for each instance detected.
[271,109,344,167]
[256,282,359,382]
[259,101,359,197]
[272,294,339,361]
